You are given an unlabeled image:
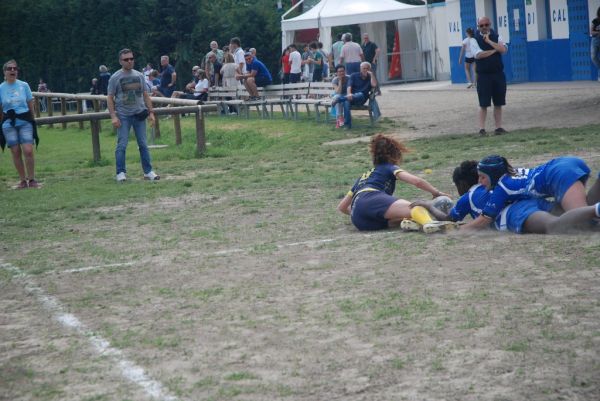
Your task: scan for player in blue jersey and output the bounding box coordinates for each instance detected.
[337,134,450,231]
[464,155,590,229]
[414,160,600,234]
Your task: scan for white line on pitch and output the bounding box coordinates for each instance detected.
[1,262,178,401]
[51,262,136,275]
[207,231,398,257]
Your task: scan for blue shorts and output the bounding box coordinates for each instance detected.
[350,190,397,231]
[254,76,272,88]
[495,198,554,234]
[3,123,34,147]
[476,72,506,107]
[465,57,475,64]
[540,157,590,203]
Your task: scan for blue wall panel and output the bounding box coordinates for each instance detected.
[568,0,594,80]
[506,0,528,82]
[460,0,477,29]
[527,40,571,81]
[450,46,466,83]
[449,0,592,83]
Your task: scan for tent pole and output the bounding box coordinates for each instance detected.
[281,0,305,21]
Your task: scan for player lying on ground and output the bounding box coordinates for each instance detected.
[337,134,451,231]
[412,159,600,234]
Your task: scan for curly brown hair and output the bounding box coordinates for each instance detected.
[370,134,409,165]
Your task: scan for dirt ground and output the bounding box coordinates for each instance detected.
[379,81,600,139]
[1,81,600,401]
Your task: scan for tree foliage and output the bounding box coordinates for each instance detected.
[0,0,284,92]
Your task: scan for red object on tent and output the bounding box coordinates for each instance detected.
[388,28,402,80]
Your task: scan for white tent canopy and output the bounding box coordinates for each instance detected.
[281,0,433,83]
[281,0,427,32]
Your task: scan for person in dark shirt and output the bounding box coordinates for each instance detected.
[337,134,449,231]
[238,52,272,100]
[158,55,177,97]
[332,62,379,129]
[361,33,381,94]
[471,16,508,136]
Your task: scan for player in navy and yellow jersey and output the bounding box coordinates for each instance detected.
[414,160,600,234]
[461,155,600,230]
[337,134,450,231]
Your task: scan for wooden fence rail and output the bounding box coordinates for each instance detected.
[33,92,217,162]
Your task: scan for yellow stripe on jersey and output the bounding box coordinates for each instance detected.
[355,188,379,196]
[393,168,405,176]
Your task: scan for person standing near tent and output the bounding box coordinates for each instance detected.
[361,33,381,94]
[339,33,363,75]
[288,44,302,83]
[330,33,344,71]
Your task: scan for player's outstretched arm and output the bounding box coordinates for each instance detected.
[396,171,450,199]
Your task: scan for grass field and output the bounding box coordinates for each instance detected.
[1,114,599,401]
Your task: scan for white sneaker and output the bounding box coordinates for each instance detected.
[467,83,473,89]
[422,220,459,234]
[116,172,127,182]
[400,219,421,232]
[144,171,160,181]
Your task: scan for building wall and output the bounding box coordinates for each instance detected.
[446,0,598,83]
[430,3,451,81]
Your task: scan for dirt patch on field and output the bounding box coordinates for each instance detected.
[379,81,600,140]
[2,181,600,400]
[2,81,599,401]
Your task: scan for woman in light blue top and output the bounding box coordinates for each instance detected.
[0,59,38,189]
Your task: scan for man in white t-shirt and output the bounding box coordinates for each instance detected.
[339,33,363,75]
[288,44,302,83]
[229,37,246,77]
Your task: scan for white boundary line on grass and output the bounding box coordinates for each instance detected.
[51,262,136,275]
[208,231,399,257]
[1,262,178,401]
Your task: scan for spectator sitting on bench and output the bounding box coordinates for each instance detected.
[333,61,381,129]
[167,66,198,99]
[171,69,208,102]
[149,70,163,97]
[238,52,272,101]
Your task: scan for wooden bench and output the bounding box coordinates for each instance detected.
[263,84,292,119]
[236,86,267,118]
[286,82,312,119]
[208,87,243,116]
[309,82,336,123]
[315,83,381,126]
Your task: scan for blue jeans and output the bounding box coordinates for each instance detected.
[115,114,153,175]
[592,38,600,69]
[3,122,34,147]
[340,93,368,128]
